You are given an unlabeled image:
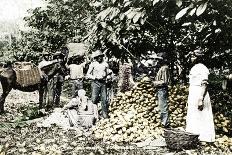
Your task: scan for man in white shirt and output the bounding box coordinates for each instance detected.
[87,50,109,118]
[67,56,86,97]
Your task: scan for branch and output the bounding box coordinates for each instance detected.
[119,44,136,59]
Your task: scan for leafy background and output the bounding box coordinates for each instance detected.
[0,0,232,83]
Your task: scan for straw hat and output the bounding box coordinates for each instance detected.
[149,53,163,60]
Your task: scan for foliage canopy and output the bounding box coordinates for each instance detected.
[13,0,232,82]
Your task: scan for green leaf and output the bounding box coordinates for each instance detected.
[175,7,189,20]
[100,22,107,28]
[176,0,182,7]
[153,0,159,6]
[133,12,142,23]
[107,26,113,32]
[140,17,146,25]
[189,8,196,16]
[109,7,120,21]
[196,2,207,16]
[120,13,125,20]
[97,7,112,21]
[112,0,117,4]
[181,22,191,26]
[44,31,49,35]
[213,20,216,26]
[127,11,136,19]
[124,8,132,16]
[124,1,131,7]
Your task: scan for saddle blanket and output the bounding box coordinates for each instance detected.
[15,67,41,87]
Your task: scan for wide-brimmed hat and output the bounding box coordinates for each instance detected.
[91,50,104,59]
[149,53,163,60]
[54,51,65,57]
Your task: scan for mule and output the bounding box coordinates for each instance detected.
[0,62,66,113]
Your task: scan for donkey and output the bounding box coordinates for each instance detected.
[0,62,66,113]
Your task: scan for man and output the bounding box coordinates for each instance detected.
[63,89,98,128]
[86,50,109,118]
[38,52,55,81]
[38,52,53,69]
[153,52,170,128]
[67,56,86,97]
[52,48,69,106]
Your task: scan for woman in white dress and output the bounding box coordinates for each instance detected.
[186,49,215,142]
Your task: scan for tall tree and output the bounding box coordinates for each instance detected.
[14,0,232,82]
[13,0,93,63]
[84,0,232,83]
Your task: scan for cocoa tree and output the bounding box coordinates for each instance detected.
[14,0,232,82]
[84,0,232,83]
[13,0,93,63]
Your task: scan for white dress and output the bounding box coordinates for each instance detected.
[186,63,215,142]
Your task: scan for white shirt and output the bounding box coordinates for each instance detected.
[87,61,108,80]
[68,63,85,79]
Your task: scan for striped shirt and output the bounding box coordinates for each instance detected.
[155,65,170,87]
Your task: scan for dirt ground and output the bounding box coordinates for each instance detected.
[0,85,230,155]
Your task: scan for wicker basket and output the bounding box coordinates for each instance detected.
[164,128,200,151]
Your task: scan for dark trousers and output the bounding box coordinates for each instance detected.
[157,87,169,127]
[91,80,108,118]
[53,75,64,106]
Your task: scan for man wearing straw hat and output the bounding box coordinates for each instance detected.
[153,52,170,128]
[66,56,86,97]
[87,50,109,119]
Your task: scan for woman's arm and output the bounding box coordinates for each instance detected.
[198,80,208,111]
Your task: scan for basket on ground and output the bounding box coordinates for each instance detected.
[164,128,199,151]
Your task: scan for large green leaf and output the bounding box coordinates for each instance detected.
[124,1,132,7]
[100,22,107,28]
[175,7,189,20]
[176,0,182,7]
[109,7,120,21]
[133,12,142,23]
[96,7,112,21]
[189,8,196,16]
[124,8,133,16]
[120,13,126,20]
[153,0,160,6]
[196,2,207,16]
[127,10,137,19]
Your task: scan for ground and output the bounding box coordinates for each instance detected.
[0,84,230,155]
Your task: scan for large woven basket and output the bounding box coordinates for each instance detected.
[164,128,200,151]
